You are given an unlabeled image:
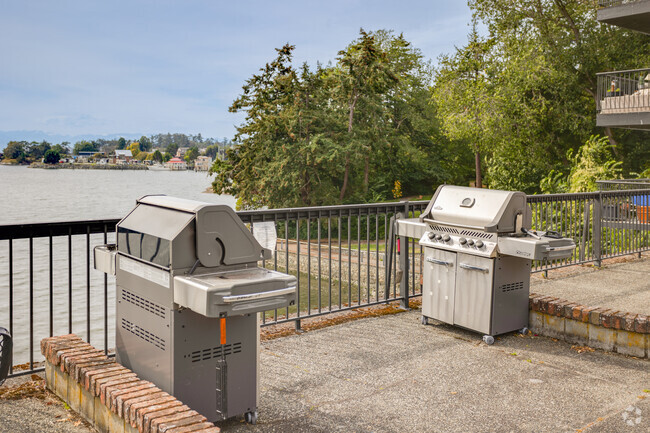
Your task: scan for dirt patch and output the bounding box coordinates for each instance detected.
[0,375,47,400]
[261,298,421,341]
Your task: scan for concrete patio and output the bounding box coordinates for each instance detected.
[1,254,648,433]
[217,309,649,432]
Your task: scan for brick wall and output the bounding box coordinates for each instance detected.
[40,335,220,433]
[528,293,649,358]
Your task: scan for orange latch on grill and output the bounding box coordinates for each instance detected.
[220,317,226,345]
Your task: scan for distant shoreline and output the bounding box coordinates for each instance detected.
[29,162,148,170]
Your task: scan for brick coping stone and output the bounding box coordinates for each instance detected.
[41,334,220,433]
[529,293,649,334]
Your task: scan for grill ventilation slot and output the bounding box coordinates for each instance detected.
[429,225,459,234]
[186,343,243,362]
[459,230,493,239]
[121,318,166,350]
[121,289,166,319]
[499,282,524,293]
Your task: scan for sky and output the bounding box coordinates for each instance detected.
[0,0,474,145]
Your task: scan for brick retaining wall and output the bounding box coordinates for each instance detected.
[528,293,649,358]
[40,335,219,433]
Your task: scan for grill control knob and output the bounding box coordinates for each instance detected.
[435,234,442,241]
[476,240,484,248]
[442,234,451,242]
[459,237,467,245]
[428,232,435,240]
[467,239,475,246]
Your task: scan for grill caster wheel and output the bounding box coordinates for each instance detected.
[421,315,428,325]
[245,411,258,425]
[482,335,495,345]
[519,327,529,336]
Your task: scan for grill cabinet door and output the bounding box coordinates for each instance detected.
[422,248,456,324]
[453,253,495,335]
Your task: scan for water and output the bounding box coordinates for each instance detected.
[0,165,235,365]
[0,164,235,223]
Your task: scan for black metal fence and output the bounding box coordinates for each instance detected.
[1,189,649,378]
[597,68,650,114]
[597,179,650,191]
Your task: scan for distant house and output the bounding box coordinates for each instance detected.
[176,147,189,158]
[166,157,187,170]
[115,149,132,163]
[194,156,212,172]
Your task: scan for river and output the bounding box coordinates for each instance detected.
[0,165,235,365]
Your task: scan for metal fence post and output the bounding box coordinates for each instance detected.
[399,202,410,310]
[593,192,602,267]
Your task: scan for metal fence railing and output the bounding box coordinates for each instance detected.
[597,68,650,114]
[2,190,649,377]
[597,179,650,190]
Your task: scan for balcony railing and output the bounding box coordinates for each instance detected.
[597,68,650,115]
[597,0,650,34]
[598,0,644,7]
[1,191,650,377]
[597,179,650,190]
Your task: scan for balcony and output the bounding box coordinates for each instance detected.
[596,68,650,129]
[597,0,650,34]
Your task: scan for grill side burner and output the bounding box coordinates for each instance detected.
[95,195,296,424]
[396,185,576,344]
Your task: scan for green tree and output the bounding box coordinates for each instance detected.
[214,30,442,208]
[165,143,179,156]
[152,149,163,163]
[184,146,199,164]
[541,135,622,193]
[464,0,650,189]
[3,141,27,163]
[43,149,60,164]
[117,137,127,150]
[28,141,51,160]
[52,143,70,156]
[73,140,98,155]
[204,144,219,159]
[139,136,152,152]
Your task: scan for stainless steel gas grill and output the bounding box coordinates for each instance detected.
[396,186,576,344]
[94,195,296,424]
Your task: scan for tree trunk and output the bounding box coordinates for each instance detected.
[363,156,369,193]
[602,127,621,158]
[340,156,350,201]
[474,150,482,188]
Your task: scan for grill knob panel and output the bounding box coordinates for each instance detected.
[442,234,451,242]
[476,240,484,248]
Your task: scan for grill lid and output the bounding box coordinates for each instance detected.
[420,185,531,233]
[118,195,271,269]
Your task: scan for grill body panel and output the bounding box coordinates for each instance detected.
[404,185,574,338]
[95,195,296,423]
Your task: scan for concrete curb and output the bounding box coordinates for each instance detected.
[528,293,649,358]
[40,335,219,433]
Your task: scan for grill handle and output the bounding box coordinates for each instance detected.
[422,218,489,232]
[544,245,575,252]
[459,263,490,273]
[222,287,296,303]
[425,257,453,267]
